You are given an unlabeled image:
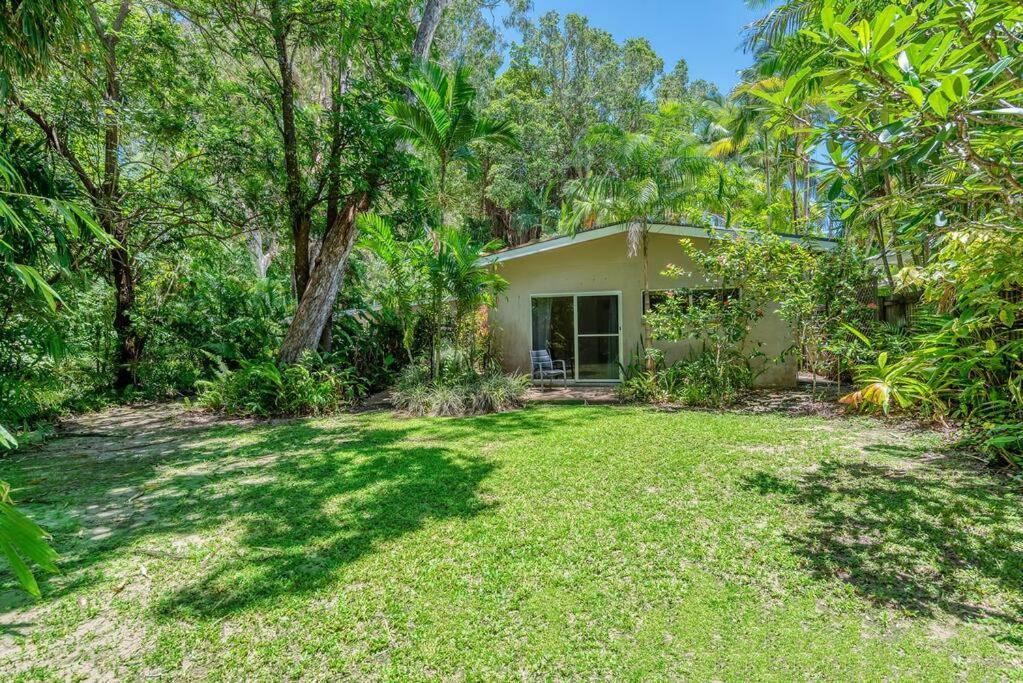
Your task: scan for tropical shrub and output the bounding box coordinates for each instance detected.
[617,349,756,408]
[391,363,528,417]
[639,231,804,401]
[137,257,291,395]
[195,354,367,417]
[646,231,801,358]
[840,351,943,416]
[359,213,507,378]
[840,233,1023,464]
[775,243,876,385]
[327,309,405,396]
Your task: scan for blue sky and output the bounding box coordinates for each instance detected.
[519,0,769,93]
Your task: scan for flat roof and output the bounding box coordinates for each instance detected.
[479,223,839,265]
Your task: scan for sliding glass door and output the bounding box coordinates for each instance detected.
[530,292,621,381]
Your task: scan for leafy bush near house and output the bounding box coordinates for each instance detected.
[391,363,528,416]
[195,354,368,417]
[617,349,755,408]
[839,234,1023,467]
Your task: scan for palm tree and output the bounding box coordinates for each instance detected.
[386,61,520,218]
[357,213,430,363]
[423,227,507,376]
[562,112,711,325]
[702,78,786,229]
[360,212,506,378]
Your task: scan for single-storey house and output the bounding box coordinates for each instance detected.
[481,223,838,386]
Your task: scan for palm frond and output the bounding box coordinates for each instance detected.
[385,99,445,156]
[405,78,451,140]
[449,65,477,112]
[470,118,520,150]
[742,0,817,52]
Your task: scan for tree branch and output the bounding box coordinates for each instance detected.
[9,94,101,198]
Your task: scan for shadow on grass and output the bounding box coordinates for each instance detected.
[1,406,587,621]
[743,447,1023,638]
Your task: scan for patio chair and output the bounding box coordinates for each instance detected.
[530,349,568,389]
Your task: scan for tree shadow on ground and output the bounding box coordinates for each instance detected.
[742,446,1023,640]
[1,406,589,621]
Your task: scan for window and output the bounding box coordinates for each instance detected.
[643,288,740,313]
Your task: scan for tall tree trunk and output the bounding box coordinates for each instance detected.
[803,155,811,220]
[293,214,312,298]
[277,0,451,363]
[246,227,277,278]
[875,218,896,290]
[763,133,772,230]
[641,222,654,373]
[271,0,311,300]
[109,221,142,389]
[790,162,799,226]
[790,136,800,227]
[99,2,141,390]
[412,0,448,62]
[317,57,351,354]
[13,2,142,388]
[279,193,370,363]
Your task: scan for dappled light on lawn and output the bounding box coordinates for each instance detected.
[2,404,1021,678]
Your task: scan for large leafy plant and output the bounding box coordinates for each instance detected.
[358,213,507,378]
[0,147,104,594]
[745,0,1023,463]
[840,351,942,416]
[645,231,803,368]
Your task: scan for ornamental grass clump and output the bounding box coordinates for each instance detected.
[392,363,528,417]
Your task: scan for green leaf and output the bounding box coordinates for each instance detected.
[0,539,39,597]
[821,0,835,30]
[904,84,924,107]
[832,23,859,50]
[0,425,15,450]
[927,89,949,117]
[940,74,970,102]
[11,264,60,310]
[841,323,872,347]
[871,5,900,51]
[0,498,58,597]
[827,177,844,200]
[854,19,871,51]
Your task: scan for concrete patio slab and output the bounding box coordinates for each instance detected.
[523,385,619,404]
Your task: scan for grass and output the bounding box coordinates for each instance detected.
[1,403,1021,680]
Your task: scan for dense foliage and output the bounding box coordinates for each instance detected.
[737,0,1023,464]
[618,349,757,408]
[620,232,874,406]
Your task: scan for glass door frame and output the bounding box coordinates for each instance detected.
[529,291,623,383]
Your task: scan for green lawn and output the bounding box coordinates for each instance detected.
[1,404,1021,680]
